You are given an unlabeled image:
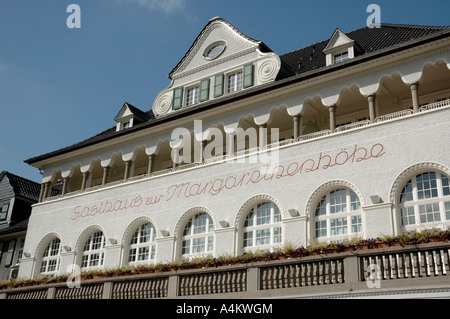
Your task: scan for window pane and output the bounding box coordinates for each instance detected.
[243,231,253,248]
[446,202,450,220]
[400,181,413,202]
[401,207,415,226]
[442,174,450,196]
[419,203,441,223]
[417,172,438,199]
[330,189,347,214]
[315,197,327,216]
[315,220,327,238]
[351,215,362,233]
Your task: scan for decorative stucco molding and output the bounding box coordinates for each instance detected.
[234,194,283,228]
[389,162,450,203]
[304,180,365,218]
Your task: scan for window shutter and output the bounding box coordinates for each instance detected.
[4,239,16,267]
[172,87,183,110]
[214,74,224,98]
[0,202,9,221]
[243,63,254,88]
[200,78,210,102]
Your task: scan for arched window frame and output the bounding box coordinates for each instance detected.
[313,188,363,242]
[128,223,157,265]
[180,212,214,258]
[40,238,62,276]
[242,201,283,252]
[398,171,450,231]
[80,231,106,270]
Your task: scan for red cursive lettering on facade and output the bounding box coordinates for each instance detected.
[70,143,385,220]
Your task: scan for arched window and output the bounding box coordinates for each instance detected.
[398,171,450,230]
[181,213,214,257]
[242,202,282,250]
[40,238,61,276]
[128,223,157,265]
[81,231,106,270]
[314,188,362,241]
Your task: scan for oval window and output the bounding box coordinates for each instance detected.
[203,42,226,60]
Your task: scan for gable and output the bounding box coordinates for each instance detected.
[0,174,14,201]
[323,29,354,53]
[153,18,283,118]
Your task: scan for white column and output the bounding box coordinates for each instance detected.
[329,105,337,132]
[147,154,155,175]
[368,94,377,123]
[259,124,267,149]
[410,82,420,113]
[293,115,302,140]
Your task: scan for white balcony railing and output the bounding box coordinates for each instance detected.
[334,120,370,133]
[419,99,450,112]
[374,109,414,123]
[297,129,331,142]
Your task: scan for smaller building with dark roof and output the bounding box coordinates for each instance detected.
[0,171,41,280]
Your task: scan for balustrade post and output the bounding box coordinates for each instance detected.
[247,266,260,293]
[102,281,113,299]
[343,255,360,284]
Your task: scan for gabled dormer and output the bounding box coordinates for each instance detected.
[114,102,151,132]
[152,17,284,117]
[323,28,362,66]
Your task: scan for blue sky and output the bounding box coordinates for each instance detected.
[0,0,449,183]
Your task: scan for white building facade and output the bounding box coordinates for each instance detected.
[20,18,450,279]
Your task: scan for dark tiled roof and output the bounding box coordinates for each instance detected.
[25,22,449,165]
[0,218,28,236]
[0,171,41,202]
[280,23,449,75]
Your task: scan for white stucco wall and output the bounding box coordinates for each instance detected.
[18,106,450,278]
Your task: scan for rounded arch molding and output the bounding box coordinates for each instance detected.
[234,194,284,228]
[33,232,63,258]
[173,206,215,237]
[74,224,107,253]
[305,180,365,218]
[121,216,158,245]
[389,162,450,203]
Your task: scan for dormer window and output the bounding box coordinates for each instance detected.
[334,51,349,64]
[323,28,361,67]
[0,201,10,221]
[114,102,150,132]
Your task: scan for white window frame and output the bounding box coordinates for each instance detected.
[40,238,61,276]
[181,213,214,258]
[186,85,200,106]
[334,51,349,64]
[398,171,450,232]
[81,231,106,270]
[313,188,362,242]
[242,202,283,252]
[227,70,243,93]
[128,223,157,265]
